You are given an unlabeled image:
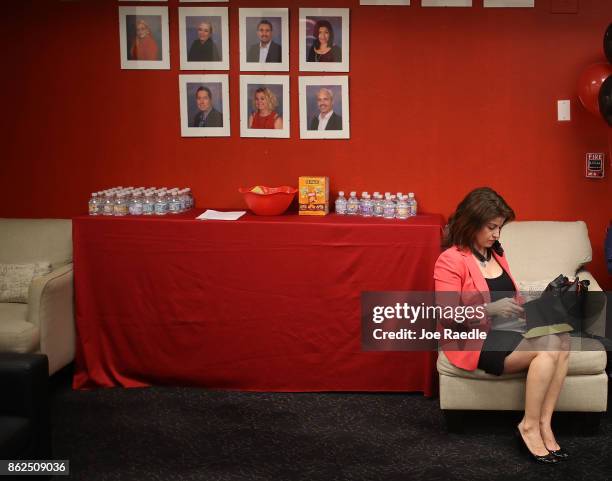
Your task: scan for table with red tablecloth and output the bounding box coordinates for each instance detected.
[72,211,444,395]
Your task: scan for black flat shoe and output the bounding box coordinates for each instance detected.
[515,429,560,464]
[548,447,569,459]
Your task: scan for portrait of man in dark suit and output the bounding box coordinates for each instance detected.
[246,19,282,63]
[308,88,342,131]
[190,86,223,128]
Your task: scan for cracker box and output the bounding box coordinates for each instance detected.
[298,176,329,215]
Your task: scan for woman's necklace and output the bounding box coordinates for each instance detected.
[472,248,491,268]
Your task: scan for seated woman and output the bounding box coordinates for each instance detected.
[306,20,342,63]
[248,87,283,130]
[434,187,570,464]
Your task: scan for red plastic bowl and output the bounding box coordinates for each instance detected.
[238,185,298,216]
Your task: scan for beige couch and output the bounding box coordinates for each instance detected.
[437,221,608,428]
[0,219,74,374]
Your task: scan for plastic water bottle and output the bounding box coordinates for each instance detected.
[335,191,347,215]
[347,191,359,215]
[113,193,128,216]
[359,192,369,216]
[185,188,194,209]
[154,191,168,216]
[396,195,409,220]
[88,193,101,216]
[142,192,155,215]
[361,194,374,217]
[407,192,418,217]
[168,192,181,214]
[383,194,395,219]
[129,192,143,215]
[102,192,114,216]
[373,194,384,217]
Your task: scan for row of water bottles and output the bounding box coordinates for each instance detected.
[88,186,195,216]
[335,191,417,219]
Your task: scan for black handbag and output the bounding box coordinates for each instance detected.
[542,274,590,321]
[522,274,589,338]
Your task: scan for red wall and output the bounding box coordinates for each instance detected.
[1,0,611,287]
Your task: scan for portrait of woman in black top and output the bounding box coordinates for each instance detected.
[307,20,342,63]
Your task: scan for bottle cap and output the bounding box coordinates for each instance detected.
[409,192,415,197]
[338,191,344,196]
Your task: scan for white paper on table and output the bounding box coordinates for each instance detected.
[196,210,246,221]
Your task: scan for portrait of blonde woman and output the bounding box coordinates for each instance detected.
[248,87,283,130]
[188,20,220,62]
[130,19,160,61]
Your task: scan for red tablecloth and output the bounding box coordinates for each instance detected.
[73,211,444,395]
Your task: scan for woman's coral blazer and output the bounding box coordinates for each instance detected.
[433,246,519,371]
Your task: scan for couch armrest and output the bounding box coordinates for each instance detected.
[576,269,607,338]
[27,264,75,374]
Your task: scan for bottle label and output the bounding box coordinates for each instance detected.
[113,204,128,216]
[142,203,154,214]
[154,202,168,215]
[397,206,409,218]
[129,203,143,215]
[169,201,181,213]
[88,203,97,216]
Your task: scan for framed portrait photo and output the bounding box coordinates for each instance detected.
[239,8,289,72]
[179,75,230,137]
[299,76,349,140]
[179,7,229,70]
[240,75,290,139]
[360,1,410,4]
[299,8,349,73]
[118,7,170,70]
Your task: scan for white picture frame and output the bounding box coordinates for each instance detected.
[179,7,229,70]
[421,0,472,6]
[484,0,534,6]
[239,8,289,72]
[299,8,350,73]
[179,75,230,137]
[360,1,410,4]
[240,75,290,139]
[299,76,350,140]
[118,6,170,70]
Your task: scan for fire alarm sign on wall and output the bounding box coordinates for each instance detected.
[585,153,605,178]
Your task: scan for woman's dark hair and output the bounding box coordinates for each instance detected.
[313,20,335,49]
[443,187,515,251]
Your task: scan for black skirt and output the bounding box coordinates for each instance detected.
[477,330,524,376]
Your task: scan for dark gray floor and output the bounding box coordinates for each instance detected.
[48,369,611,481]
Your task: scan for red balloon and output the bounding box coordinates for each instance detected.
[577,62,612,115]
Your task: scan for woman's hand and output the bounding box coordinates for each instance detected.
[485,298,524,318]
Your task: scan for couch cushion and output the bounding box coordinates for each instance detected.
[438,337,607,379]
[0,219,72,269]
[0,304,39,353]
[0,262,52,303]
[500,221,592,281]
